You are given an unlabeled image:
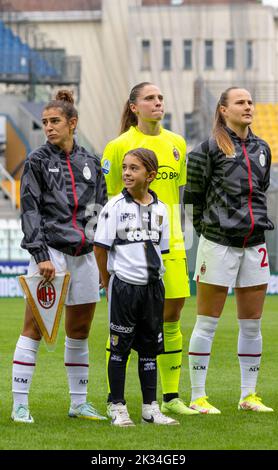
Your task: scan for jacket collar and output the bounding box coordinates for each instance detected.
[46,139,79,156]
[122,188,158,205]
[225,126,254,144]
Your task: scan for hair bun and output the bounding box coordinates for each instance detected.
[55,89,74,105]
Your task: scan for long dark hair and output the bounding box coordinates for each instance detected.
[44,89,78,121]
[120,82,152,135]
[213,87,241,156]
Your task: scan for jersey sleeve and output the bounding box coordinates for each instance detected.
[178,137,187,186]
[263,142,272,192]
[101,140,124,196]
[95,157,108,207]
[20,153,50,263]
[160,204,170,254]
[94,201,117,250]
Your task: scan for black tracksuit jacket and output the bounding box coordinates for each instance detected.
[184,127,274,247]
[20,140,107,263]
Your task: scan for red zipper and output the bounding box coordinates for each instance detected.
[242,143,254,247]
[66,153,86,256]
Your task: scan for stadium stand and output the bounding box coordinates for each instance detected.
[0,18,81,87]
[0,218,28,260]
[252,103,278,164]
[0,19,58,82]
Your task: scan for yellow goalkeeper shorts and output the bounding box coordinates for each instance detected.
[163,258,191,299]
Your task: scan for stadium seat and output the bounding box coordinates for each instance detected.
[0,219,9,260]
[0,218,28,261]
[0,19,59,79]
[252,103,278,163]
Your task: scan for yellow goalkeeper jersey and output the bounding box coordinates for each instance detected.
[101,126,186,259]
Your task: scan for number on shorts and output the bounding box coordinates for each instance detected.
[258,247,268,268]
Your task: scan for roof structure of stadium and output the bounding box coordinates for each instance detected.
[0,0,101,11]
[142,0,261,5]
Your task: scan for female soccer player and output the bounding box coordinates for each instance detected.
[185,87,274,414]
[102,82,197,416]
[11,89,107,423]
[94,148,178,426]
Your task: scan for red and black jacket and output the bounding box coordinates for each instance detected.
[21,140,107,263]
[184,127,274,248]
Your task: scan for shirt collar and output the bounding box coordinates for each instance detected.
[122,188,158,205]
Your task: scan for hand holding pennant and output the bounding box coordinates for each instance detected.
[18,272,70,349]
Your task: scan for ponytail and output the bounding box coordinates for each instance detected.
[212,87,240,156]
[119,81,152,135]
[120,100,138,134]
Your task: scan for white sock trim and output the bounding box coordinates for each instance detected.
[17,335,40,353]
[238,319,262,338]
[190,315,219,345]
[65,336,89,349]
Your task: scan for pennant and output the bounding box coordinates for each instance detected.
[18,272,70,346]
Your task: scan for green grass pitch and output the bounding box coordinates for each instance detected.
[0,295,277,450]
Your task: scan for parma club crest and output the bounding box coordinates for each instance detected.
[111,335,119,346]
[155,214,163,227]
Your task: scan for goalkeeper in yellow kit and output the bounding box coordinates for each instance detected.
[101,82,198,416]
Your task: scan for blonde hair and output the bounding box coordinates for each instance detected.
[212,87,241,156]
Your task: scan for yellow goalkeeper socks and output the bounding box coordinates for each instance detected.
[157,321,182,397]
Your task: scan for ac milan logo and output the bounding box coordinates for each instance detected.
[200,262,206,275]
[37,280,56,309]
[259,152,266,167]
[83,163,92,180]
[173,147,180,161]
